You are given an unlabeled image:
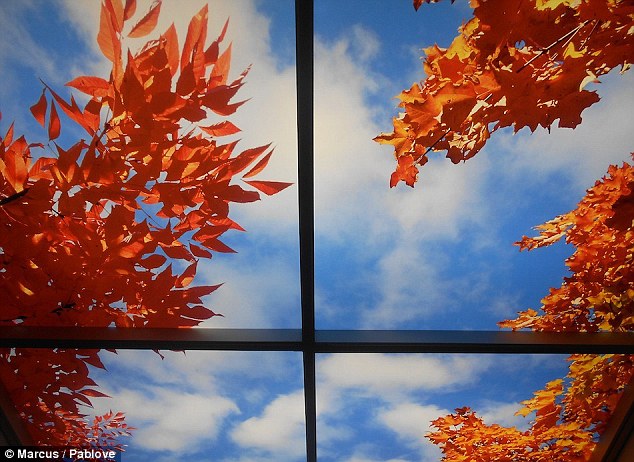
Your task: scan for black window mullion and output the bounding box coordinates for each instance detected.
[295,0,316,461]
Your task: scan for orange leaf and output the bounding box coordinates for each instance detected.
[243,180,292,196]
[211,43,232,85]
[29,156,56,181]
[128,0,161,38]
[0,143,28,193]
[123,0,137,20]
[105,0,124,33]
[48,102,61,140]
[30,91,47,127]
[116,240,144,258]
[97,2,120,62]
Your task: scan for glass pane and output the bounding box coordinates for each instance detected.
[0,0,299,329]
[1,349,305,461]
[313,1,634,330]
[316,353,631,461]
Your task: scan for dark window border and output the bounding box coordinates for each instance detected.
[0,2,632,460]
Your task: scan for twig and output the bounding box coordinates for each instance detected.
[423,128,452,156]
[517,20,590,73]
[0,188,29,207]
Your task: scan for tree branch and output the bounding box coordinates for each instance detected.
[0,188,29,207]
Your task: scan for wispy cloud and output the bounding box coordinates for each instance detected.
[377,402,448,461]
[110,387,238,452]
[316,353,491,460]
[230,390,306,460]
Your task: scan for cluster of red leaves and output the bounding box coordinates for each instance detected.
[389,1,634,460]
[428,160,634,460]
[0,0,289,446]
[376,0,634,187]
[0,349,132,448]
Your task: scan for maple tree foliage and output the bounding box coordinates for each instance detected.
[0,0,289,446]
[428,160,634,460]
[376,0,634,187]
[374,1,634,460]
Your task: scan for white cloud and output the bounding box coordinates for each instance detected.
[378,402,447,442]
[478,400,529,430]
[109,387,238,452]
[318,354,487,399]
[315,353,492,459]
[84,349,303,458]
[198,251,300,328]
[494,71,634,192]
[230,390,306,461]
[378,402,448,461]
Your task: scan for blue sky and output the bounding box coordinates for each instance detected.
[1,0,634,460]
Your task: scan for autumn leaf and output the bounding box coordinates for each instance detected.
[243,180,292,196]
[66,76,110,98]
[47,102,61,140]
[127,0,161,38]
[30,91,47,127]
[97,2,120,62]
[199,120,241,137]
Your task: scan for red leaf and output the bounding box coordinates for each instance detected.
[80,388,111,399]
[204,238,236,253]
[81,352,106,370]
[176,261,197,288]
[181,4,208,71]
[189,242,212,259]
[30,91,47,127]
[66,76,111,98]
[29,156,56,180]
[47,86,94,134]
[3,122,14,146]
[161,244,193,260]
[128,1,161,38]
[225,144,271,178]
[140,254,167,269]
[48,102,61,140]
[244,180,292,196]
[211,43,232,85]
[123,0,137,20]
[162,23,180,76]
[199,121,240,137]
[74,393,93,407]
[176,62,196,96]
[243,152,272,179]
[183,305,216,320]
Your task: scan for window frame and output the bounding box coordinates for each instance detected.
[1,1,633,460]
